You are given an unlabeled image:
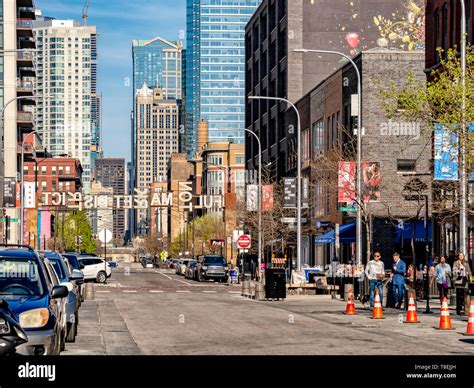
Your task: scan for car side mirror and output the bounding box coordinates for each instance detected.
[79,263,85,270]
[69,269,84,283]
[51,285,69,299]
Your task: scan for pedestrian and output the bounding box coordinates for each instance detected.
[453,252,472,315]
[391,252,406,309]
[365,251,385,308]
[430,256,452,303]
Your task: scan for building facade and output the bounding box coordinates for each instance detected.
[32,18,99,192]
[185,0,262,157]
[94,158,126,242]
[245,0,423,180]
[1,0,37,243]
[135,85,180,226]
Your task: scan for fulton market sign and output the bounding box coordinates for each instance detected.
[40,181,223,211]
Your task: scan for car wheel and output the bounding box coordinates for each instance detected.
[66,321,76,343]
[96,271,107,283]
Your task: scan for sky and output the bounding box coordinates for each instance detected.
[35,0,187,162]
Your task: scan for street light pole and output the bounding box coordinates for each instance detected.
[458,0,468,260]
[294,49,363,268]
[241,127,262,280]
[20,130,37,244]
[248,96,302,272]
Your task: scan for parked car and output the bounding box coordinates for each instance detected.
[62,253,85,302]
[175,259,192,276]
[78,257,112,283]
[0,244,69,355]
[39,251,84,343]
[169,259,179,269]
[144,259,154,269]
[184,260,197,280]
[196,255,228,282]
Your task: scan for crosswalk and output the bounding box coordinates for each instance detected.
[95,289,242,295]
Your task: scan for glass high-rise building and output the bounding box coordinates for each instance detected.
[185,0,262,157]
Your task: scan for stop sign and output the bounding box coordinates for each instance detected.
[237,235,251,249]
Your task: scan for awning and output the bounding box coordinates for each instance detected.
[314,223,356,245]
[395,220,432,243]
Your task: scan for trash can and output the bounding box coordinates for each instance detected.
[265,269,286,300]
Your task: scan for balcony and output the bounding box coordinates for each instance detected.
[17,50,34,66]
[18,37,35,50]
[18,65,35,77]
[17,111,33,126]
[17,0,35,7]
[16,19,33,37]
[16,80,34,95]
[17,7,35,19]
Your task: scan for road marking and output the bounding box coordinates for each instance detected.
[228,291,241,294]
[202,290,217,293]
[96,290,110,293]
[174,278,192,286]
[149,290,164,293]
[176,290,191,293]
[157,272,172,281]
[122,290,137,293]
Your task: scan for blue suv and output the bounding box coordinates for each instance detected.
[0,245,68,355]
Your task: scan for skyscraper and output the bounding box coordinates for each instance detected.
[94,158,126,241]
[32,18,99,191]
[130,37,183,236]
[1,0,37,243]
[185,0,262,157]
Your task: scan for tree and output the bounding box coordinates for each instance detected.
[55,211,96,253]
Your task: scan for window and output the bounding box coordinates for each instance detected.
[208,154,223,166]
[311,119,324,158]
[235,154,245,165]
[397,159,416,172]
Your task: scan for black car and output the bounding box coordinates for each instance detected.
[0,245,69,355]
[196,255,228,282]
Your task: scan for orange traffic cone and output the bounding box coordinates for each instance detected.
[344,290,356,315]
[404,293,420,323]
[436,297,454,330]
[463,299,474,336]
[370,289,384,319]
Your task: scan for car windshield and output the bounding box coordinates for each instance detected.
[49,259,67,282]
[204,256,226,265]
[63,254,80,270]
[0,258,44,296]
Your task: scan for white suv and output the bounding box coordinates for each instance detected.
[78,257,112,283]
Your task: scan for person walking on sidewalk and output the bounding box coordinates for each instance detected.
[453,252,472,315]
[365,251,385,308]
[391,252,406,309]
[430,256,452,303]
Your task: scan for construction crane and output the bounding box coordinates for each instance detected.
[82,0,90,26]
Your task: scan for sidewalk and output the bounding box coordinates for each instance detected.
[63,297,142,355]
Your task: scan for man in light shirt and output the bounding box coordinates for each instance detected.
[365,251,385,308]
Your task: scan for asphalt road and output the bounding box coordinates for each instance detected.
[64,267,474,356]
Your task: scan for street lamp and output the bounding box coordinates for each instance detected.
[248,96,302,272]
[20,130,37,243]
[294,48,363,268]
[459,0,468,261]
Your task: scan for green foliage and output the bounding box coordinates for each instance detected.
[57,211,96,253]
[378,46,473,124]
[168,213,224,257]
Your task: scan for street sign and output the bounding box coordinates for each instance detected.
[283,178,297,208]
[75,236,83,245]
[0,217,18,223]
[98,228,113,244]
[281,218,307,224]
[339,206,358,213]
[237,234,251,249]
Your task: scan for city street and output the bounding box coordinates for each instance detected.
[64,268,474,356]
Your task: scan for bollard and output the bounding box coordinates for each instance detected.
[241,280,250,296]
[84,283,95,301]
[255,282,265,301]
[250,285,256,299]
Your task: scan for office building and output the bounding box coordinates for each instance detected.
[185,0,262,157]
[94,158,126,241]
